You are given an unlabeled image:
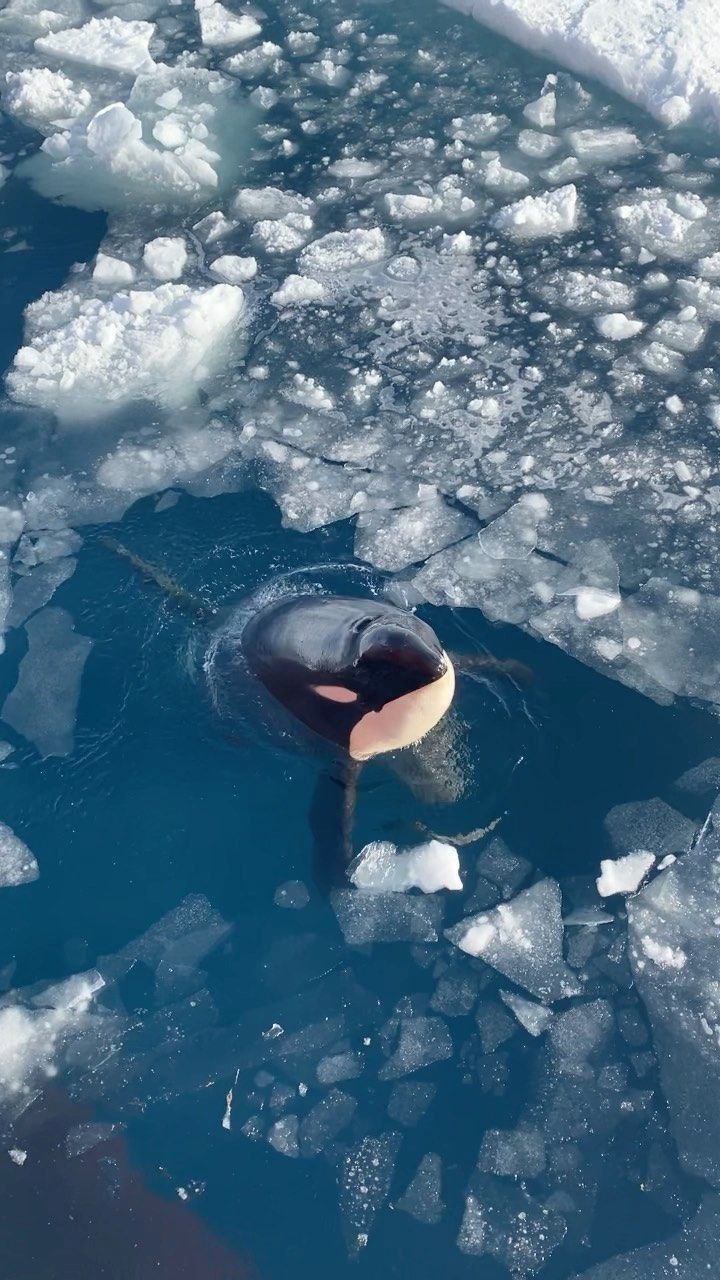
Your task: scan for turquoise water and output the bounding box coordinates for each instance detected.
[1,0,720,1276]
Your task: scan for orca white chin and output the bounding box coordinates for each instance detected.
[348,654,456,761]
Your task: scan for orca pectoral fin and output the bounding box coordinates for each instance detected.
[451,651,534,687]
[309,760,363,893]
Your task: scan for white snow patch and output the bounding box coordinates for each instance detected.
[597,850,656,897]
[143,236,187,281]
[594,313,644,340]
[493,185,578,239]
[350,840,462,894]
[640,935,687,969]
[9,282,244,420]
[271,274,328,306]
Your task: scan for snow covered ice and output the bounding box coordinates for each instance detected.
[349,839,462,894]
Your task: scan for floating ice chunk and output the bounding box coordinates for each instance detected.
[0,824,39,889]
[338,1133,401,1257]
[286,29,319,55]
[397,1153,444,1224]
[350,840,462,894]
[572,586,621,619]
[385,179,477,225]
[8,1148,26,1165]
[331,889,444,945]
[378,1016,453,1080]
[355,493,475,573]
[93,253,135,285]
[517,128,559,158]
[97,425,236,495]
[36,17,156,75]
[193,210,237,244]
[459,1173,566,1273]
[24,66,247,211]
[493,184,578,239]
[209,254,257,283]
[195,0,260,48]
[500,989,554,1037]
[299,1088,356,1156]
[479,493,550,560]
[614,190,717,261]
[316,1052,362,1084]
[253,214,313,254]
[430,968,481,1017]
[603,797,696,858]
[448,111,508,144]
[7,558,76,629]
[478,1122,545,1178]
[9,281,244,421]
[273,880,309,909]
[224,41,283,77]
[328,158,382,178]
[523,86,555,129]
[271,275,328,307]
[478,154,529,195]
[2,608,92,758]
[696,250,720,279]
[299,227,389,275]
[143,236,187,280]
[0,970,103,1102]
[233,186,313,221]
[567,127,640,162]
[628,821,720,1186]
[387,1082,436,1127]
[597,850,655,897]
[594,313,644,340]
[673,757,720,798]
[3,68,91,131]
[267,1114,299,1157]
[446,880,582,1002]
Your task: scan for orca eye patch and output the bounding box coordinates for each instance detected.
[311,685,358,703]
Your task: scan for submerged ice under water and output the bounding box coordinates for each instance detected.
[1,0,720,1274]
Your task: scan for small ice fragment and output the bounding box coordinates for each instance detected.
[2,608,92,758]
[93,253,135,285]
[499,989,554,1037]
[143,237,187,281]
[267,1115,299,1157]
[262,1023,283,1040]
[271,275,328,307]
[299,1088,356,1156]
[0,822,39,888]
[331,889,444,945]
[196,0,260,48]
[378,1015,453,1080]
[274,880,309,909]
[573,587,621,620]
[594,313,644,340]
[8,1149,26,1165]
[597,851,656,897]
[349,839,461,894]
[316,1052,362,1084]
[493,185,578,239]
[209,255,257,284]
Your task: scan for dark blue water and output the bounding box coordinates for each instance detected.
[1,5,719,1278]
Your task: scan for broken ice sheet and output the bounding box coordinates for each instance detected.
[396,1152,444,1224]
[2,607,92,758]
[379,1016,453,1081]
[387,1082,436,1128]
[458,1173,566,1276]
[349,840,462,894]
[575,1194,720,1278]
[446,879,583,1002]
[603,797,696,858]
[628,819,720,1187]
[299,1088,357,1157]
[331,889,445,945]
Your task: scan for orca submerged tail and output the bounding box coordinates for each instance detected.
[99,536,216,623]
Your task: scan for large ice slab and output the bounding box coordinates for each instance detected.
[446,879,583,1001]
[442,0,720,129]
[2,607,92,757]
[9,281,244,421]
[628,816,720,1187]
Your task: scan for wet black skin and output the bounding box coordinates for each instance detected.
[241,594,447,753]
